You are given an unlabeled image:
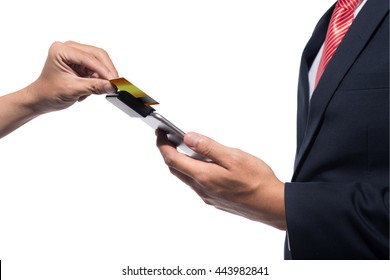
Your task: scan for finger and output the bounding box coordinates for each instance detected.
[169,165,238,209]
[68,76,117,96]
[51,42,116,81]
[156,129,206,194]
[156,129,227,185]
[156,129,195,170]
[63,41,119,79]
[156,128,175,148]
[184,132,233,168]
[168,167,213,205]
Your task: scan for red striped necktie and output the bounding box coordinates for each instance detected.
[315,0,361,88]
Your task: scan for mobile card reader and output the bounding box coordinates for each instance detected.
[106,78,206,161]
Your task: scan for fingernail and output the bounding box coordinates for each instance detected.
[104,83,116,93]
[185,132,201,148]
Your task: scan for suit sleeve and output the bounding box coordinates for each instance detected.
[285,181,389,259]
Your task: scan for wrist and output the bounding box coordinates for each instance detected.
[24,79,54,115]
[270,180,287,230]
[256,179,286,230]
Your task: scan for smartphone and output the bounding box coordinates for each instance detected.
[106,91,206,160]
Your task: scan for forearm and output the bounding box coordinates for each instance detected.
[0,85,42,139]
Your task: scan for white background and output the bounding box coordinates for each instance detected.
[0,0,388,279]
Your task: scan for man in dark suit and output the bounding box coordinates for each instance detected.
[156,0,389,259]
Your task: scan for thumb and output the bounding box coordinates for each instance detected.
[184,132,229,164]
[79,78,117,95]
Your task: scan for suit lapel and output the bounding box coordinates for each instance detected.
[293,0,389,179]
[295,5,334,155]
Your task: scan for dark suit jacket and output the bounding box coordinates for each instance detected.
[284,0,389,259]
